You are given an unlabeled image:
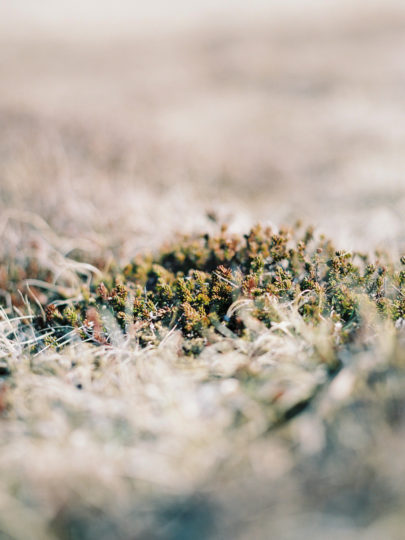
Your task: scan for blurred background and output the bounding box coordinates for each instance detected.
[1,0,405,260]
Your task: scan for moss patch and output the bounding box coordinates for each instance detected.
[6,223,402,355]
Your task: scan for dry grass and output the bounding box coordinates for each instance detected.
[1,2,405,538]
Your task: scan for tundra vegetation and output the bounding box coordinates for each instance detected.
[8,222,405,356]
[1,219,405,539]
[2,2,405,537]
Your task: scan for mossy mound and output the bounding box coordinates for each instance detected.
[29,223,405,355]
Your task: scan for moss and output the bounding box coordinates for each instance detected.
[4,223,404,353]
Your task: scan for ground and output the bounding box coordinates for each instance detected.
[1,2,405,539]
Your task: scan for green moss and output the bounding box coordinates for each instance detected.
[4,223,404,353]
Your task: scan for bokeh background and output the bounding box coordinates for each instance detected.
[1,0,405,259]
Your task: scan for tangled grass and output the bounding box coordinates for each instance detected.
[1,217,405,539]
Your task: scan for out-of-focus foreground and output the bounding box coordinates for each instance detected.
[1,2,405,539]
